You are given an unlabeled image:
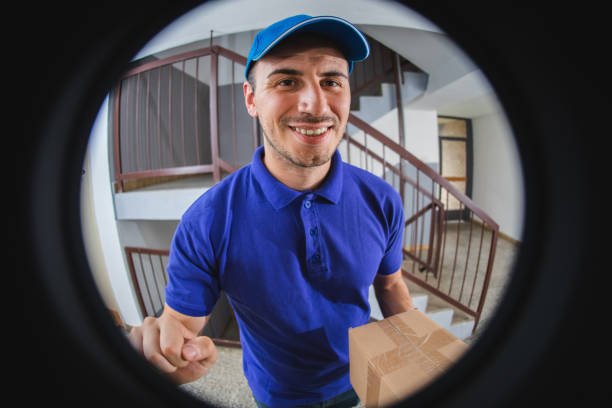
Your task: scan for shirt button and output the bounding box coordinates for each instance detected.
[304,200,312,209]
[312,254,321,264]
[310,227,318,237]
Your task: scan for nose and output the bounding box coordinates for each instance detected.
[297,81,328,116]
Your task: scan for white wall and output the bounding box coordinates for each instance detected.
[117,220,179,249]
[84,97,143,326]
[114,188,208,221]
[403,109,438,164]
[372,106,439,165]
[472,112,524,241]
[80,149,119,311]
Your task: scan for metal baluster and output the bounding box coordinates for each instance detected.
[469,219,486,308]
[145,70,150,170]
[195,57,200,165]
[124,78,131,174]
[181,60,186,165]
[168,66,173,167]
[149,253,164,315]
[459,210,474,304]
[157,68,161,169]
[449,202,463,296]
[232,59,237,166]
[136,251,153,316]
[438,188,450,290]
[135,73,140,171]
[417,171,426,270]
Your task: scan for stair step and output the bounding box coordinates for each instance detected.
[403,277,475,340]
[424,298,454,328]
[368,278,475,340]
[411,293,428,313]
[448,318,475,340]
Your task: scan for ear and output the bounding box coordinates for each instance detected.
[243,81,257,118]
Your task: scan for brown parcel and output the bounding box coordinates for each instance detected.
[349,309,468,407]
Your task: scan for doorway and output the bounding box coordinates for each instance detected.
[438,116,473,220]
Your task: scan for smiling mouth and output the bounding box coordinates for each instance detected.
[289,126,331,136]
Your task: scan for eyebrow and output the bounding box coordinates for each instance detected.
[322,70,349,79]
[266,68,348,79]
[267,68,302,78]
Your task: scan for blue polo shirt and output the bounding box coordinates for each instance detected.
[165,146,404,407]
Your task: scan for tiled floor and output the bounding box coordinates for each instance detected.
[180,346,254,408]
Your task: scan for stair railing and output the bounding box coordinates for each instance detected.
[124,246,241,347]
[112,45,258,192]
[343,114,499,332]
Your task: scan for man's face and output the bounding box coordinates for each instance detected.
[244,43,351,169]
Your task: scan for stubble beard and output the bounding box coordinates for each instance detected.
[263,129,345,168]
[262,116,345,168]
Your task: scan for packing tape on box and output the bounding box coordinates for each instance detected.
[366,314,457,406]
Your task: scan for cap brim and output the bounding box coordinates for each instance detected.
[251,16,370,63]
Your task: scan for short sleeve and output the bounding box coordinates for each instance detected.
[164,211,220,317]
[377,191,405,276]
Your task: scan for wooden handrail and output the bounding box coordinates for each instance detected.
[343,133,444,207]
[122,47,215,78]
[121,45,247,79]
[348,113,499,229]
[212,45,247,65]
[113,44,251,192]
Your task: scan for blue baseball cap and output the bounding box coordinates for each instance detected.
[245,14,370,80]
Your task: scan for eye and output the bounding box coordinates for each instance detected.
[277,78,296,87]
[322,79,341,87]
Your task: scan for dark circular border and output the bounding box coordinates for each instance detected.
[17,1,607,407]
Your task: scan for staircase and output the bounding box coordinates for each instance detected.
[352,36,478,341]
[368,278,475,340]
[349,35,428,122]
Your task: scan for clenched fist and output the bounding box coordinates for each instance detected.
[127,306,217,384]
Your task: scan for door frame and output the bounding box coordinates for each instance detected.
[438,115,473,221]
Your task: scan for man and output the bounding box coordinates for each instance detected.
[128,15,415,408]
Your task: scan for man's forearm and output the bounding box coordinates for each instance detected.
[374,280,415,318]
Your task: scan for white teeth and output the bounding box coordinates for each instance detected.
[293,127,328,136]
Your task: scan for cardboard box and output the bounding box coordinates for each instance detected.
[349,309,468,407]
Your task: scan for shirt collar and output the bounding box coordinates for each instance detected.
[251,146,344,210]
[315,149,343,204]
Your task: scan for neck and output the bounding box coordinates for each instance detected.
[262,146,332,191]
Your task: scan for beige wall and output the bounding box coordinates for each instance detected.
[80,149,120,313]
[472,112,524,241]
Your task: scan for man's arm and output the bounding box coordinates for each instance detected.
[373,268,415,318]
[128,303,217,384]
[162,303,209,336]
